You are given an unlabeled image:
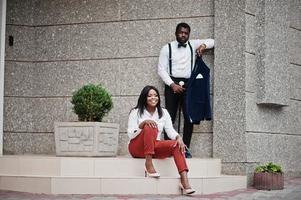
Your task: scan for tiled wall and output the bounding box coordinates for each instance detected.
[213,0,301,180]
[4,0,215,156]
[245,0,301,176]
[5,0,300,179]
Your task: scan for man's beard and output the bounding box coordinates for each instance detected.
[176,37,189,44]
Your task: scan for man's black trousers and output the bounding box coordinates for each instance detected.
[164,82,193,148]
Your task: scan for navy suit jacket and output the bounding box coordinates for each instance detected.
[185,57,212,124]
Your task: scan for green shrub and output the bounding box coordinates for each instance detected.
[71,84,113,122]
[255,162,283,173]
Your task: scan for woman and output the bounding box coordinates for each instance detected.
[127,85,195,195]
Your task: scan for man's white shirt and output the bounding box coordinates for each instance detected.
[157,39,214,86]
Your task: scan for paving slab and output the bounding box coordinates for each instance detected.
[0,177,300,200]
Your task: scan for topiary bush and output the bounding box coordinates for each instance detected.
[71,84,113,122]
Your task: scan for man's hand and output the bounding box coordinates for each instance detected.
[170,83,185,94]
[196,44,207,57]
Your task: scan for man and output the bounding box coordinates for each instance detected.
[157,22,214,158]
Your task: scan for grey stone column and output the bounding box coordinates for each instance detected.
[256,0,290,106]
[213,0,247,163]
[0,0,7,156]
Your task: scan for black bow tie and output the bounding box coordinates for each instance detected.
[178,43,187,48]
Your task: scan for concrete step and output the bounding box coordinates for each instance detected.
[0,155,221,177]
[0,175,246,195]
[0,155,247,195]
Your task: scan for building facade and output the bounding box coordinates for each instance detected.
[2,0,301,179]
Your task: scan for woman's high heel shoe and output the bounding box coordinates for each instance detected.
[144,168,160,178]
[179,182,196,195]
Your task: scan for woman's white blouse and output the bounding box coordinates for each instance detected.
[127,108,179,140]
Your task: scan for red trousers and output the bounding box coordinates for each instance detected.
[128,125,188,173]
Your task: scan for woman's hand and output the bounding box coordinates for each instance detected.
[176,135,186,154]
[139,120,157,129]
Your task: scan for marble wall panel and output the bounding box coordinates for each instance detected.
[3,97,72,132]
[246,132,273,162]
[289,100,301,135]
[289,0,301,30]
[194,121,213,133]
[245,14,255,54]
[245,53,256,92]
[33,18,214,61]
[189,133,212,158]
[32,0,214,25]
[34,0,120,25]
[5,25,36,60]
[119,57,162,96]
[4,97,34,132]
[4,96,125,133]
[289,28,301,65]
[34,26,72,61]
[4,61,35,96]
[3,132,55,154]
[290,64,301,100]
[119,0,213,20]
[6,0,35,25]
[246,92,296,134]
[117,132,129,156]
[245,0,256,15]
[255,0,290,105]
[272,134,301,175]
[33,60,120,97]
[246,132,301,175]
[115,96,139,133]
[118,18,214,59]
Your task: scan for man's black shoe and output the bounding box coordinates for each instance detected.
[185,150,192,158]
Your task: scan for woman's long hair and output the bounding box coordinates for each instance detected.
[133,85,163,118]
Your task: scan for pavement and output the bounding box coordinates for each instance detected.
[0,177,300,200]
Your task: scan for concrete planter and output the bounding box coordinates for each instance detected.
[253,172,284,190]
[54,122,119,157]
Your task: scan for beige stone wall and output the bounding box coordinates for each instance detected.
[245,0,301,177]
[5,0,300,180]
[4,0,215,156]
[213,0,301,182]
